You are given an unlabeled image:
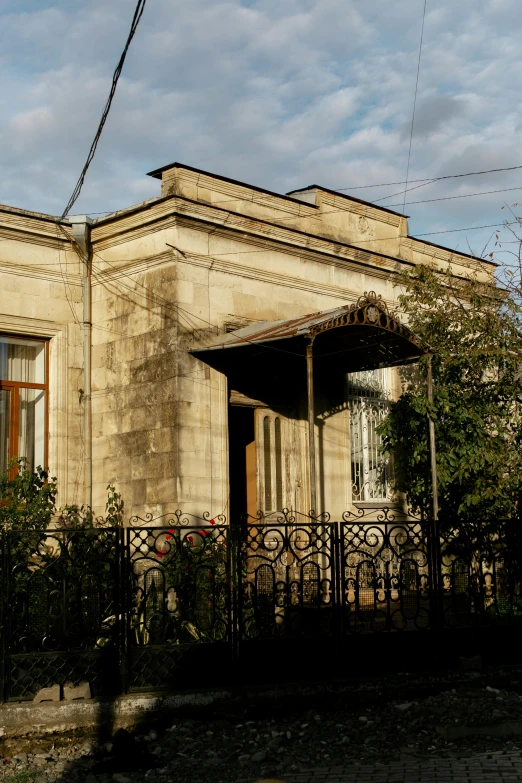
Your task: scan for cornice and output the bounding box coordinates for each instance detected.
[91,195,409,277]
[0,225,72,251]
[320,191,402,228]
[160,164,317,215]
[0,314,69,337]
[0,211,72,249]
[0,258,81,286]
[402,236,488,270]
[91,191,487,277]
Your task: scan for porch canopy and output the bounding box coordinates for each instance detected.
[191,292,429,383]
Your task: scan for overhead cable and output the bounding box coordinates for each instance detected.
[335,163,522,192]
[61,0,148,218]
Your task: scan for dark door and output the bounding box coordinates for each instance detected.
[228,405,256,523]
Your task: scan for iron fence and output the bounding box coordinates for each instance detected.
[0,508,520,700]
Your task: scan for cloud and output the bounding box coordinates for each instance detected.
[0,0,521,263]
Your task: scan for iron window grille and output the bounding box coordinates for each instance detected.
[347,368,392,502]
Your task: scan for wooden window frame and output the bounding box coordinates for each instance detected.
[0,336,49,471]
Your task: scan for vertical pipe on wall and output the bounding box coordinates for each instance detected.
[69,216,93,510]
[306,339,317,515]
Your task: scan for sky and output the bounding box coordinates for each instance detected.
[1,0,522,263]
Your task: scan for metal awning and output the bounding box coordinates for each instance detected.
[190,292,429,379]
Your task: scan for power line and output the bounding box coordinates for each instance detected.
[334,163,522,192]
[61,0,148,219]
[384,185,522,209]
[401,0,427,225]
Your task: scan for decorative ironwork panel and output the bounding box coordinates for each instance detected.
[340,509,430,633]
[239,510,336,640]
[439,521,522,627]
[126,515,230,655]
[2,528,120,700]
[5,529,120,653]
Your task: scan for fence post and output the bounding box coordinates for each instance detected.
[0,530,5,703]
[229,517,241,668]
[118,527,128,695]
[333,521,343,659]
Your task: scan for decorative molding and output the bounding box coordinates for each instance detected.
[161,165,316,218]
[0,259,81,285]
[320,192,402,228]
[0,315,68,337]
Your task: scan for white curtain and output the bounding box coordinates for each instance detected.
[0,337,44,383]
[19,389,45,472]
[0,389,10,473]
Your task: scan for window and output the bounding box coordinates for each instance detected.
[347,368,392,501]
[260,413,284,512]
[0,336,48,473]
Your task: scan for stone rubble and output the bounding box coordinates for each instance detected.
[2,685,522,783]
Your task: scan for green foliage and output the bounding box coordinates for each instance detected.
[378,264,522,522]
[58,484,124,528]
[0,458,57,530]
[4,771,40,783]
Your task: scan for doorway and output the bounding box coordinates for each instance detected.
[228,405,257,523]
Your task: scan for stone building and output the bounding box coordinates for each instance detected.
[0,163,495,521]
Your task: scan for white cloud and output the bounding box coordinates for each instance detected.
[0,0,521,261]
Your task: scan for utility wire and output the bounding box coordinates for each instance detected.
[334,163,522,192]
[61,0,148,219]
[400,0,427,253]
[384,185,522,209]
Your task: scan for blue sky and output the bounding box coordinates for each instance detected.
[1,0,522,262]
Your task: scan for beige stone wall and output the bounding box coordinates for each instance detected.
[0,165,497,521]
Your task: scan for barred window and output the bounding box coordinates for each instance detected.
[347,369,392,501]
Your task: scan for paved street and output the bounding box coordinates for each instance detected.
[240,751,522,782]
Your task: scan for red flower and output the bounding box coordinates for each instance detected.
[157,549,167,558]
[165,534,172,540]
[210,519,216,525]
[187,536,193,544]
[169,528,176,534]
[199,529,208,538]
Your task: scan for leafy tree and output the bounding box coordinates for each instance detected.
[378,263,522,523]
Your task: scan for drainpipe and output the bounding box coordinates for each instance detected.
[306,338,317,515]
[69,216,93,510]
